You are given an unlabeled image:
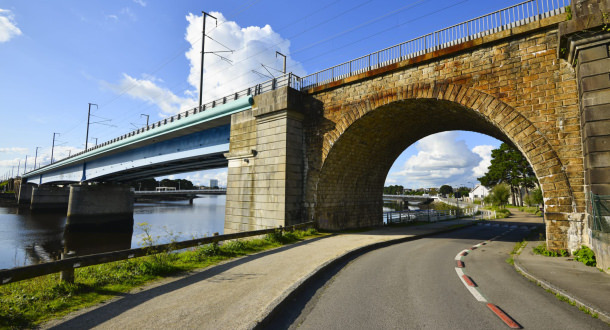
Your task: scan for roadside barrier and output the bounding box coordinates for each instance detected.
[0,221,315,285]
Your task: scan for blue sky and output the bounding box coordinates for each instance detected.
[0,0,528,188]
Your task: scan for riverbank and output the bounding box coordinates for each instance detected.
[0,228,322,328]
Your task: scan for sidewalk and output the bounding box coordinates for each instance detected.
[514,240,610,323]
[43,219,473,330]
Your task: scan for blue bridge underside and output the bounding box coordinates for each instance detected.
[29,125,230,185]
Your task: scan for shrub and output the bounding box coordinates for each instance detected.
[573,245,596,267]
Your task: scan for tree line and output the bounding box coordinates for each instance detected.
[383,143,543,208]
[128,178,196,191]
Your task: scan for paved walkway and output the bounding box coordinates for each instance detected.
[512,209,610,323]
[44,219,473,330]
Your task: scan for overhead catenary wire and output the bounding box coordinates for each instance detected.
[43,0,464,161]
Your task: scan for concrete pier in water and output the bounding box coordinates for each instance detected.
[67,183,134,230]
[30,185,69,211]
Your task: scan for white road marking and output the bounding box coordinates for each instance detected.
[455,267,487,302]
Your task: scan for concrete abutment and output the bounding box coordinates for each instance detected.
[66,183,134,231]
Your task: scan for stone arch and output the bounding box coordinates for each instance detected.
[310,84,577,247]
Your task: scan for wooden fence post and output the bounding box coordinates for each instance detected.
[60,251,76,283]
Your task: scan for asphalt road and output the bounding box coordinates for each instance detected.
[265,222,608,329]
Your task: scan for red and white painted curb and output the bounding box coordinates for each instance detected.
[454,227,523,328]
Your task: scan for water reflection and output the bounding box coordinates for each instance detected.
[0,195,226,269]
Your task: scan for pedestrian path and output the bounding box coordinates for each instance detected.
[44,220,473,329]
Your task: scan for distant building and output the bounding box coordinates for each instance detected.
[210,179,219,188]
[469,184,489,200]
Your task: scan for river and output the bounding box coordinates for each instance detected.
[0,195,226,269]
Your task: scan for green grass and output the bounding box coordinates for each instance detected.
[532,244,568,257]
[0,228,322,328]
[506,239,528,265]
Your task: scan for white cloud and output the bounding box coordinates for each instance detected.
[0,147,27,154]
[184,12,306,102]
[105,11,305,116]
[103,73,196,115]
[387,132,483,188]
[471,145,494,178]
[185,169,228,187]
[133,0,146,7]
[0,9,22,43]
[106,14,119,21]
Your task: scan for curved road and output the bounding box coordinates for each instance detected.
[267,219,607,329]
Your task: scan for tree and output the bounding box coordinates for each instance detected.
[524,188,543,207]
[489,183,510,208]
[478,143,538,206]
[439,185,453,196]
[383,185,404,195]
[455,186,470,198]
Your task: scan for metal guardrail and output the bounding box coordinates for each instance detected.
[0,221,315,285]
[27,73,301,175]
[384,208,479,224]
[134,189,227,195]
[590,193,610,233]
[299,0,567,90]
[24,0,568,177]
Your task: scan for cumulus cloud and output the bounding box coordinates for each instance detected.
[0,9,22,43]
[133,0,146,7]
[471,145,494,178]
[184,12,305,102]
[387,132,484,187]
[105,11,305,116]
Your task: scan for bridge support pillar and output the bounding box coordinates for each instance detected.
[559,0,610,270]
[67,183,134,231]
[17,183,36,205]
[224,87,313,233]
[31,185,69,211]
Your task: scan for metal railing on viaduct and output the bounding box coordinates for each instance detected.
[25,0,568,177]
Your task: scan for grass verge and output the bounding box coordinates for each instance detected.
[0,228,322,328]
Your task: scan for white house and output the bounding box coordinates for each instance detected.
[469,184,490,200]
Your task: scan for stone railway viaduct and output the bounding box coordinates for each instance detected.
[223,0,610,267]
[14,0,610,269]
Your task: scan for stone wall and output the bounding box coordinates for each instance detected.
[559,0,610,268]
[303,15,584,249]
[224,88,317,233]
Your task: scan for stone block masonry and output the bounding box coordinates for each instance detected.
[222,1,607,256]
[559,0,610,269]
[303,14,583,248]
[224,88,319,233]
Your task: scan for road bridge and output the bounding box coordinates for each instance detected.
[16,0,610,268]
[134,189,226,203]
